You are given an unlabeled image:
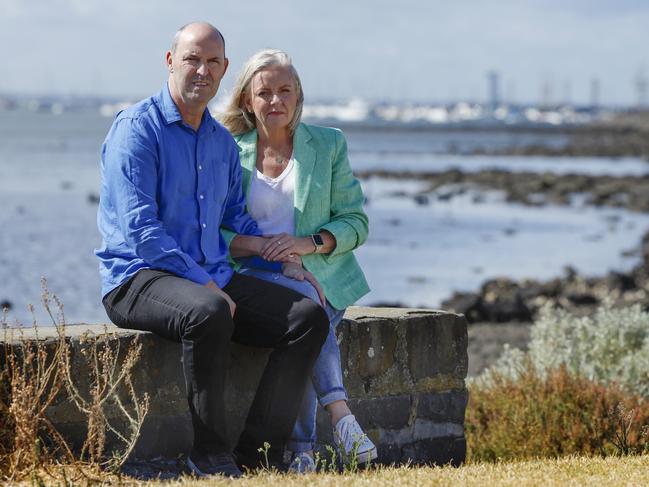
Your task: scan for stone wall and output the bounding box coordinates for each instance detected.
[2,307,468,466]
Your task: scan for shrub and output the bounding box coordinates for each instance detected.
[478,300,649,397]
[466,361,649,462]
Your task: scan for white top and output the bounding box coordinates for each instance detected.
[247,158,296,236]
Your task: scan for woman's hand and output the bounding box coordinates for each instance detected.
[262,233,315,261]
[281,262,326,306]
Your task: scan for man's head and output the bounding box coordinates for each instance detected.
[166,22,228,111]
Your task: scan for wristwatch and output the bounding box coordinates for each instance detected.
[310,233,324,253]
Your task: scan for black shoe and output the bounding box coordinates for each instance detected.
[187,450,243,478]
[232,448,287,473]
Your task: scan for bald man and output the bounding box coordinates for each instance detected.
[96,22,328,478]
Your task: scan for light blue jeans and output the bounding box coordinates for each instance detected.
[239,268,347,452]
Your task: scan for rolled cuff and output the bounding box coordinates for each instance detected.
[319,220,358,260]
[318,387,348,408]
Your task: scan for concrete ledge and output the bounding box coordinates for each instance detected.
[2,307,468,466]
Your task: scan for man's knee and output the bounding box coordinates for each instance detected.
[185,293,234,340]
[297,299,329,344]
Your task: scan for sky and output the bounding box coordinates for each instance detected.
[1,0,648,106]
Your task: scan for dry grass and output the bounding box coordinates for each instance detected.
[0,278,149,482]
[145,455,649,486]
[18,455,648,486]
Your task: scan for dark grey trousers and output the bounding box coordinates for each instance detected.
[102,269,328,467]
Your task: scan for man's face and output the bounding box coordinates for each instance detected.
[166,29,228,108]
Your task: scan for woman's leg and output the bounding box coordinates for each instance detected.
[238,268,375,462]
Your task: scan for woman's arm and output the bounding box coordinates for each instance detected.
[258,230,336,261]
[318,129,368,259]
[260,129,367,262]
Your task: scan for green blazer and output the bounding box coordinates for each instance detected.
[222,122,370,310]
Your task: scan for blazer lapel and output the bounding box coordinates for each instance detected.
[293,124,316,214]
[236,129,257,197]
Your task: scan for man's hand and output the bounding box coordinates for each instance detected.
[205,280,236,317]
[261,233,315,261]
[281,263,326,307]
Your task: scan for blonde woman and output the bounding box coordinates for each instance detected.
[220,49,375,472]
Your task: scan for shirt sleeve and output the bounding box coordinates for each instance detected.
[102,117,212,285]
[220,146,262,237]
[319,130,369,261]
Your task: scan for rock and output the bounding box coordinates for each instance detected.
[606,272,637,292]
[480,278,533,323]
[414,194,430,205]
[566,292,599,305]
[441,292,484,323]
[87,192,100,204]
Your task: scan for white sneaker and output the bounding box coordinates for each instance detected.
[288,451,316,474]
[333,414,378,464]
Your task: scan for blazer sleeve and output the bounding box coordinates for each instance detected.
[319,129,369,260]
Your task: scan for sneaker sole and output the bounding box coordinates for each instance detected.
[356,446,378,464]
[187,456,242,478]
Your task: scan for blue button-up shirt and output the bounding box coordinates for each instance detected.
[96,84,263,297]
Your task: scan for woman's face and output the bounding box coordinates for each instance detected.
[244,66,298,132]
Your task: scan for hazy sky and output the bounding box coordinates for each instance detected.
[2,0,648,106]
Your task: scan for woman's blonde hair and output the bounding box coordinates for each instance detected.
[220,49,304,136]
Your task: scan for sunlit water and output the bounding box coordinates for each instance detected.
[1,111,647,324]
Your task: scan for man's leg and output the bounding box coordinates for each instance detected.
[223,273,329,467]
[102,269,233,455]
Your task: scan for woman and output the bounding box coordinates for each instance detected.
[220,49,374,472]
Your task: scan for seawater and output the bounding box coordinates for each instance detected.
[1,111,648,324]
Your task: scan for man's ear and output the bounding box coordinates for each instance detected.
[166,51,173,73]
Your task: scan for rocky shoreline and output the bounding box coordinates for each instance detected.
[359,150,649,326]
[465,111,649,159]
[357,169,649,213]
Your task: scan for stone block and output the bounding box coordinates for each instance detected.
[348,395,412,430]
[0,306,469,465]
[416,390,469,424]
[401,436,466,466]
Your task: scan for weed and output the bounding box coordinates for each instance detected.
[0,279,149,481]
[257,441,272,471]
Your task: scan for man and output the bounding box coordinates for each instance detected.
[96,22,328,478]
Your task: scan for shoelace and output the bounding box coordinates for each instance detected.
[337,417,365,446]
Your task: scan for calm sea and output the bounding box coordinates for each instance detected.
[1,110,648,325]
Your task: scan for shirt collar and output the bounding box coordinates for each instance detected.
[157,82,216,134]
[158,83,183,125]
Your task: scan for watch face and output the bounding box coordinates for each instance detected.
[313,234,324,246]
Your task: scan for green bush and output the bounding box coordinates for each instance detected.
[478,301,649,397]
[466,362,649,462]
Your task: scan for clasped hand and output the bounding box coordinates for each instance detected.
[259,233,313,262]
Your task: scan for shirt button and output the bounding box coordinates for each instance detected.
[199,194,204,200]
[202,223,207,228]
[198,165,203,170]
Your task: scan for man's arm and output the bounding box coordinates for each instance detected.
[102,116,212,285]
[220,146,261,237]
[219,146,282,272]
